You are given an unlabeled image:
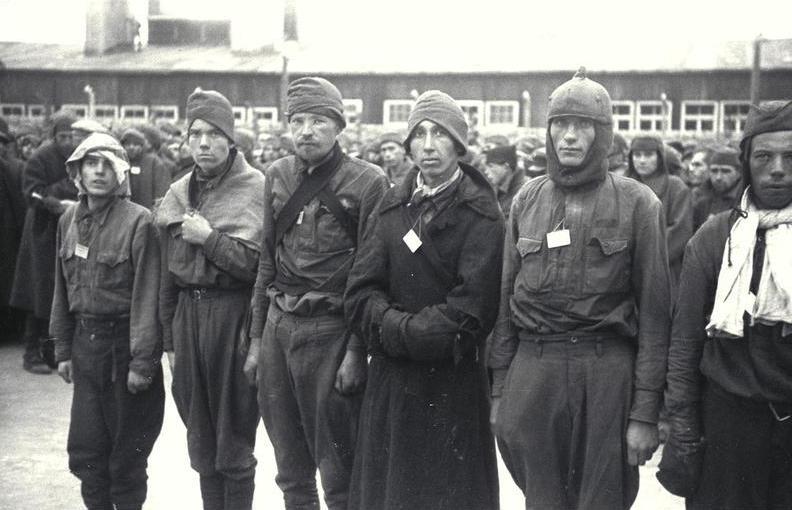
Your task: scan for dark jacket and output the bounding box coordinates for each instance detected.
[497,170,528,221]
[10,142,78,318]
[128,152,171,211]
[665,211,792,412]
[692,179,744,232]
[0,155,26,306]
[345,162,504,510]
[50,196,162,378]
[489,172,672,423]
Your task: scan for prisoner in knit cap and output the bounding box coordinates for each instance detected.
[404,90,468,156]
[739,100,792,183]
[186,88,235,143]
[286,77,346,129]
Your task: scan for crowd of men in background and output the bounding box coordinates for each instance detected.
[0,72,789,510]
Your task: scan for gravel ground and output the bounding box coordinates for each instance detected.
[0,338,683,509]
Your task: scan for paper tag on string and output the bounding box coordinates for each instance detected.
[403,229,422,253]
[75,243,89,259]
[546,229,570,249]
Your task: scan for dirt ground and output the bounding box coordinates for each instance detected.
[0,337,683,509]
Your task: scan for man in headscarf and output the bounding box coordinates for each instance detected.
[50,132,164,510]
[245,77,388,510]
[626,135,693,292]
[345,90,503,510]
[157,89,264,510]
[661,100,792,509]
[11,112,78,374]
[692,146,744,231]
[489,69,671,509]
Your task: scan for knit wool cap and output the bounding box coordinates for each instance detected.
[186,88,235,142]
[709,147,740,168]
[52,112,77,137]
[120,128,147,145]
[485,144,517,171]
[739,100,792,182]
[548,67,613,125]
[286,77,346,129]
[630,136,663,153]
[404,90,468,156]
[378,132,404,150]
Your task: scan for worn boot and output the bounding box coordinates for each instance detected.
[225,475,255,510]
[200,473,225,510]
[22,314,51,374]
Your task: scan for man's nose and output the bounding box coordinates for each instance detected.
[768,154,786,176]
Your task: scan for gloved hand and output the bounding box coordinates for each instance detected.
[656,406,705,497]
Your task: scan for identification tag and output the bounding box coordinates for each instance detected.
[297,210,305,225]
[546,229,571,249]
[75,243,89,259]
[130,166,141,175]
[403,229,422,253]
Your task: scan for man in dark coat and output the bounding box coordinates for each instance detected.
[483,144,526,220]
[489,69,672,510]
[626,135,693,292]
[157,89,264,510]
[661,100,792,509]
[345,90,503,510]
[692,146,744,231]
[121,128,171,210]
[0,118,27,340]
[378,132,413,186]
[245,77,387,510]
[11,113,77,373]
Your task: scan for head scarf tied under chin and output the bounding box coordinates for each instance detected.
[545,67,614,188]
[66,132,130,196]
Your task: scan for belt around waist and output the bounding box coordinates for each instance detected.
[75,314,129,325]
[180,286,244,300]
[517,330,628,344]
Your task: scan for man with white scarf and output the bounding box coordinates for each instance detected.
[661,100,792,509]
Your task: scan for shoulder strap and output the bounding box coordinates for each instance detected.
[274,148,344,246]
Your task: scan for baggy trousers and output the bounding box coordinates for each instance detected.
[68,317,165,510]
[171,288,259,510]
[687,382,792,510]
[494,335,639,510]
[257,303,362,510]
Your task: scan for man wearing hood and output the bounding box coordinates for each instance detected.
[692,146,744,231]
[489,69,671,509]
[11,112,79,374]
[660,100,792,509]
[245,77,387,510]
[120,128,170,211]
[626,135,693,291]
[345,91,503,510]
[156,89,264,510]
[50,132,164,510]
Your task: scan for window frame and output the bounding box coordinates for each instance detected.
[635,100,673,132]
[92,104,119,122]
[681,100,719,134]
[150,104,179,121]
[250,107,279,129]
[120,104,150,121]
[611,100,635,131]
[383,99,414,126]
[0,103,26,118]
[60,103,89,119]
[456,99,484,127]
[484,100,520,127]
[27,104,47,119]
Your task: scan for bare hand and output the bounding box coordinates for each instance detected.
[334,350,367,395]
[58,360,72,383]
[489,396,501,427]
[166,351,175,372]
[626,419,660,466]
[127,370,152,394]
[181,212,213,245]
[243,336,262,387]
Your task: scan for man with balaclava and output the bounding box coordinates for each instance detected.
[483,144,526,220]
[626,135,693,292]
[156,89,264,510]
[692,146,744,231]
[345,90,503,510]
[50,132,164,510]
[121,128,170,211]
[660,100,792,509]
[489,69,671,510]
[11,112,79,374]
[377,132,413,186]
[244,77,388,510]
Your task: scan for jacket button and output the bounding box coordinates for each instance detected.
[570,336,578,344]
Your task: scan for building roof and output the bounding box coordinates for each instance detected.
[1,38,791,75]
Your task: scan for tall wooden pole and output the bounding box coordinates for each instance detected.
[750,36,762,106]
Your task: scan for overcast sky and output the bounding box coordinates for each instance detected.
[2,0,791,55]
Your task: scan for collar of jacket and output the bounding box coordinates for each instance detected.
[379,161,502,221]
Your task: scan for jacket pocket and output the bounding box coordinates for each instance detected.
[584,235,630,293]
[59,244,81,290]
[95,251,132,289]
[515,237,544,290]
